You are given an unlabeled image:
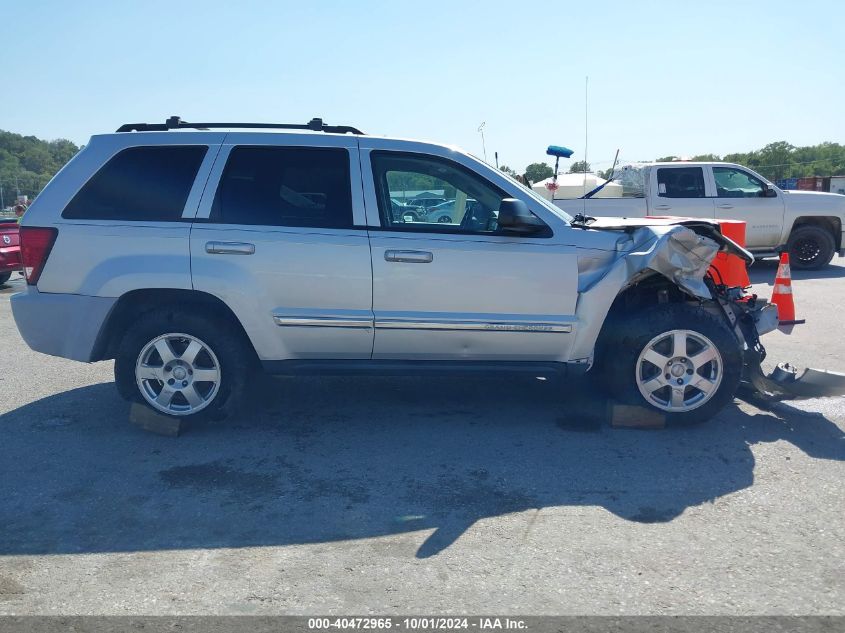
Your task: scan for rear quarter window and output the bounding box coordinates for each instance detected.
[62,145,208,221]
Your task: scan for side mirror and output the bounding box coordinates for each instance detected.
[762,184,777,198]
[497,199,546,234]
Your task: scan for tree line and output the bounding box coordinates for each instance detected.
[507,141,845,184]
[657,141,845,181]
[0,130,79,207]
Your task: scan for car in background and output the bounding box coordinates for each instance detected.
[390,198,422,222]
[406,197,445,213]
[426,199,480,224]
[0,220,21,285]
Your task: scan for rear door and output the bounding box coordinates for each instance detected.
[711,165,785,248]
[190,133,373,362]
[649,165,716,219]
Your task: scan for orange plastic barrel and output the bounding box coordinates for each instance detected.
[710,219,750,287]
[645,216,750,288]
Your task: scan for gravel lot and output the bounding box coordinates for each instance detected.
[0,261,843,615]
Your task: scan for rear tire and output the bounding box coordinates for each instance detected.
[114,308,254,421]
[0,272,11,285]
[599,303,742,424]
[787,225,835,270]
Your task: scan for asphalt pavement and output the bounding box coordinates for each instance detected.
[0,263,842,615]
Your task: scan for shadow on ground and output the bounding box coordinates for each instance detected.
[1,376,842,558]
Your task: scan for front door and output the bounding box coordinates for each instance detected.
[711,166,785,248]
[361,146,579,362]
[190,135,374,361]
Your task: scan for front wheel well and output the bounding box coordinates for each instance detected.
[91,289,255,362]
[790,216,841,250]
[606,273,690,318]
[593,273,708,364]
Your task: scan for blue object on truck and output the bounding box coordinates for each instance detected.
[546,145,574,159]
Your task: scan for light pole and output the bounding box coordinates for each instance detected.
[477,122,487,163]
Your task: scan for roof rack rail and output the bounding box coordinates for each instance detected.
[116,116,363,135]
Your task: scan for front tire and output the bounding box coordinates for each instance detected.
[115,308,253,420]
[0,272,11,285]
[600,303,742,424]
[787,224,835,270]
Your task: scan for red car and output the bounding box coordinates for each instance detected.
[0,220,21,285]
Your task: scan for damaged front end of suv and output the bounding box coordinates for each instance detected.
[578,216,845,412]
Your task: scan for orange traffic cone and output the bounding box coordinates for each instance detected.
[771,252,805,326]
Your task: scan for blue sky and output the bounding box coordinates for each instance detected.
[1,0,841,171]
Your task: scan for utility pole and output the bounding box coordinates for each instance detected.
[583,75,589,197]
[0,182,4,210]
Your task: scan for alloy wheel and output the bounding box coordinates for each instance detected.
[634,329,723,412]
[135,333,221,416]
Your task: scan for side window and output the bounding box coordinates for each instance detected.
[62,145,207,221]
[714,167,766,198]
[210,146,353,228]
[370,152,548,236]
[656,167,706,198]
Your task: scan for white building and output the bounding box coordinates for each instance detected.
[531,173,623,201]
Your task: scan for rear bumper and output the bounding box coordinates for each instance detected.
[11,287,116,362]
[0,247,21,272]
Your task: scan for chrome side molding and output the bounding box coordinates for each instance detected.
[273,316,372,329]
[374,319,572,333]
[273,314,572,333]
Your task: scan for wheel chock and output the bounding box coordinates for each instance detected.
[129,402,185,436]
[609,403,666,429]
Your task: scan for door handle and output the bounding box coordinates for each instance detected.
[716,203,734,210]
[384,249,433,263]
[205,241,255,255]
[654,204,671,211]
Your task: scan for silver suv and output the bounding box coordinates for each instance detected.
[12,117,824,424]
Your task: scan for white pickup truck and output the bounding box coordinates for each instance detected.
[554,162,845,269]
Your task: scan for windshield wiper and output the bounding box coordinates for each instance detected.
[581,149,620,199]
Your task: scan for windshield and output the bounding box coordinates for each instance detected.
[458,151,574,223]
[521,177,575,222]
[489,166,575,222]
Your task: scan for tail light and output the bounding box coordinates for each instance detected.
[20,226,58,286]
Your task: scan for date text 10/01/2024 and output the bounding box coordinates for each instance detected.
[307,617,527,630]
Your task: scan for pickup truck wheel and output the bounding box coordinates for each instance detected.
[602,303,742,424]
[0,272,11,285]
[114,308,253,421]
[787,225,835,270]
